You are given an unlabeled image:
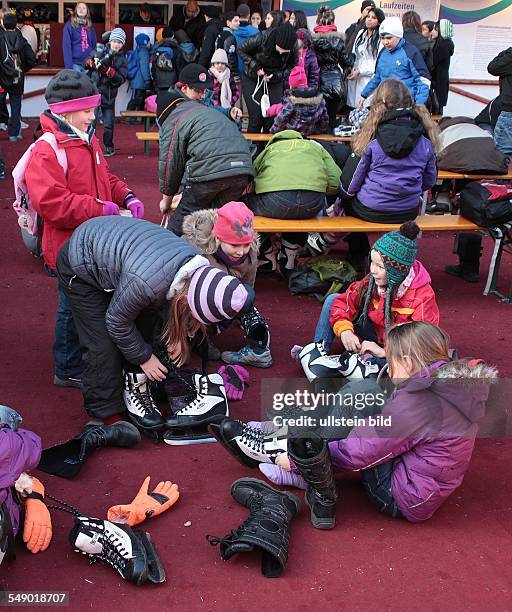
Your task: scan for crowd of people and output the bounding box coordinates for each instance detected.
[1,0,510,585]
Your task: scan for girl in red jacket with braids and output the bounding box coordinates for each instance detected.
[25,70,144,391]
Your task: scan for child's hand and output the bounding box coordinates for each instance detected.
[276,454,291,471]
[256,68,265,76]
[141,354,168,382]
[340,330,361,353]
[125,196,145,218]
[359,341,385,359]
[160,195,173,214]
[102,201,120,216]
[357,97,365,109]
[230,107,243,121]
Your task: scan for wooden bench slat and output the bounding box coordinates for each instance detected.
[122,111,156,117]
[135,131,351,142]
[438,169,512,180]
[253,215,478,233]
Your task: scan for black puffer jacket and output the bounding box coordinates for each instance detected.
[0,28,37,94]
[238,28,298,83]
[67,216,201,364]
[157,87,254,196]
[89,49,128,108]
[488,47,512,112]
[312,29,353,102]
[198,18,223,68]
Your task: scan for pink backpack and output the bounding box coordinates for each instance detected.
[12,132,68,257]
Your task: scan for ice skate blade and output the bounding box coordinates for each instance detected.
[163,427,218,446]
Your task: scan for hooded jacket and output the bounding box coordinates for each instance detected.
[157,87,253,196]
[253,130,341,195]
[25,111,133,270]
[198,17,223,68]
[487,48,512,112]
[361,38,430,104]
[67,216,201,364]
[329,260,440,345]
[89,47,128,108]
[329,359,497,522]
[298,29,320,91]
[152,37,184,90]
[0,428,41,536]
[403,27,433,71]
[182,208,260,286]
[130,33,152,90]
[216,27,239,76]
[269,87,329,136]
[238,28,299,84]
[342,109,437,213]
[312,26,353,102]
[169,6,206,50]
[233,21,259,75]
[0,28,37,93]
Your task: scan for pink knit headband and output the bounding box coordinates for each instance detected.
[48,94,101,114]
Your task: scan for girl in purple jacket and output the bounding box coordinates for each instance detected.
[211,322,496,527]
[63,3,97,71]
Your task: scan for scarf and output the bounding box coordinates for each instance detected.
[215,247,248,267]
[80,26,89,52]
[209,66,232,109]
[376,264,416,300]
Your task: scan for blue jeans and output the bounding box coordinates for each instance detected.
[0,91,21,138]
[72,64,86,72]
[314,293,337,352]
[49,269,83,378]
[494,111,512,156]
[361,460,404,519]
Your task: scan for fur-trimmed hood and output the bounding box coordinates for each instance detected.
[289,88,323,106]
[311,29,345,41]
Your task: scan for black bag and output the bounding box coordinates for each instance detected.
[0,36,22,88]
[459,181,512,227]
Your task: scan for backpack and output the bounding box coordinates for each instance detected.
[459,181,512,228]
[0,35,23,87]
[12,132,68,257]
[126,48,139,80]
[154,46,175,72]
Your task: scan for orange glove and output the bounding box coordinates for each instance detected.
[107,476,179,526]
[23,477,52,554]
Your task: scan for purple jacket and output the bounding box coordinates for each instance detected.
[329,360,497,522]
[63,21,97,69]
[0,428,41,535]
[298,29,320,92]
[342,109,437,213]
[270,88,329,136]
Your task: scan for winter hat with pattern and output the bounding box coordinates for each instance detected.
[275,23,297,50]
[45,69,100,114]
[187,266,254,324]
[109,27,126,45]
[214,202,255,245]
[211,48,229,65]
[358,222,419,330]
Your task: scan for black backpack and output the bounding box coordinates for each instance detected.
[0,35,23,88]
[459,181,512,227]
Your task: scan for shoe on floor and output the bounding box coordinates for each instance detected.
[0,123,7,131]
[20,120,29,129]
[54,374,83,389]
[9,135,22,142]
[103,147,115,157]
[221,346,272,368]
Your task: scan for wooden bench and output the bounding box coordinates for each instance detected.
[122,111,156,155]
[253,213,511,302]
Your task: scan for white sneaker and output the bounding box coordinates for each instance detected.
[20,120,29,129]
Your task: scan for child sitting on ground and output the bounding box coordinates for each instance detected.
[182,201,272,367]
[207,48,240,111]
[266,64,329,136]
[299,221,440,381]
[211,321,497,525]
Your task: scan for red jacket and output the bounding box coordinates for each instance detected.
[329,261,440,346]
[25,112,133,270]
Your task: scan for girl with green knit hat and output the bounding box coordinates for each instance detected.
[299,222,440,381]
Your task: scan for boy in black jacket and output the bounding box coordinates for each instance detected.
[86,28,128,157]
[0,11,36,141]
[488,47,512,156]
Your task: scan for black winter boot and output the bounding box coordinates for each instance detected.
[38,422,141,478]
[445,233,482,283]
[288,433,338,530]
[207,478,301,578]
[69,516,150,585]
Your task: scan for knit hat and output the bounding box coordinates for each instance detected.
[361,0,376,11]
[45,69,100,114]
[275,23,297,50]
[135,33,150,46]
[178,63,214,88]
[187,266,254,324]
[211,48,228,65]
[214,202,255,245]
[289,65,308,89]
[379,17,403,38]
[358,222,420,330]
[439,19,454,40]
[109,27,126,45]
[203,5,221,18]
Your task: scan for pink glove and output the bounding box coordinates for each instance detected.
[103,201,120,216]
[218,365,249,401]
[125,196,145,219]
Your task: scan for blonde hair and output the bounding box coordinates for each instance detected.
[352,79,440,156]
[386,322,450,377]
[71,2,92,29]
[162,286,205,367]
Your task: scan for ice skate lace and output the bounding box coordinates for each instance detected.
[240,423,265,454]
[175,377,208,415]
[240,306,270,332]
[91,529,133,570]
[131,382,160,416]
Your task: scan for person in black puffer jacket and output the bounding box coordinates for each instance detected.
[238,23,299,133]
[85,28,128,157]
[56,216,254,425]
[198,5,222,68]
[157,64,254,235]
[312,6,353,130]
[402,11,433,71]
